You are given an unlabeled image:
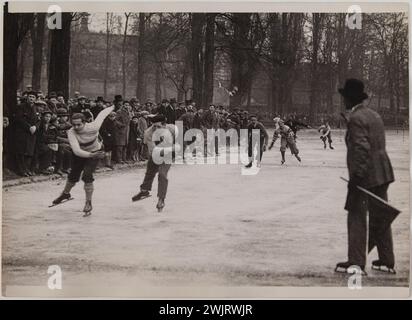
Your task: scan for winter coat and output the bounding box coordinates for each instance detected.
[12,102,39,156]
[345,104,394,189]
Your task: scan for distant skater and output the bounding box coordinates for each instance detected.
[318,121,334,150]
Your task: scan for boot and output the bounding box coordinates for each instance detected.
[281,151,286,165]
[371,260,396,274]
[132,190,151,202]
[295,154,301,162]
[335,261,367,275]
[245,161,253,168]
[83,200,92,216]
[156,198,165,212]
[52,192,72,205]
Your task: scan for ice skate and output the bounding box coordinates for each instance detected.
[281,159,285,165]
[329,144,334,150]
[245,162,253,168]
[295,155,301,162]
[132,190,151,202]
[50,193,73,207]
[156,198,165,212]
[371,260,396,274]
[83,200,92,217]
[335,261,367,276]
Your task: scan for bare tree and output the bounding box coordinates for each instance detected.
[3,4,33,116]
[136,12,147,101]
[48,12,73,99]
[121,13,131,98]
[30,13,46,91]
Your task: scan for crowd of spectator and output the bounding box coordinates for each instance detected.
[3,89,276,178]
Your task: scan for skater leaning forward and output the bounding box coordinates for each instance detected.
[335,79,396,274]
[245,115,268,168]
[132,114,180,211]
[269,118,301,164]
[52,105,114,216]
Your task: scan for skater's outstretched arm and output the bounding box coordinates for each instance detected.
[89,105,115,131]
[269,130,279,150]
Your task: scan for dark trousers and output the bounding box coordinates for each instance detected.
[140,157,171,199]
[68,153,99,183]
[15,153,29,175]
[248,137,265,162]
[115,145,127,162]
[346,183,395,267]
[38,145,53,171]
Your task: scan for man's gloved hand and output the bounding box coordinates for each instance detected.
[268,142,274,150]
[90,151,106,159]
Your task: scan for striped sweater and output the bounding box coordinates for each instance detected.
[68,106,114,158]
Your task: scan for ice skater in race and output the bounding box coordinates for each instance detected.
[268,118,301,164]
[51,105,114,216]
[131,114,180,212]
[284,114,311,140]
[318,120,334,150]
[244,115,269,168]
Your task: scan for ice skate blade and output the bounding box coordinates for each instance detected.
[49,198,74,207]
[335,266,367,276]
[371,265,396,274]
[82,211,92,217]
[132,195,152,202]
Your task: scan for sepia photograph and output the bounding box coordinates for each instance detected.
[1,1,410,299]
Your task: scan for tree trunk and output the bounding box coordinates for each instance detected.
[31,13,46,92]
[229,13,252,108]
[203,13,216,106]
[103,13,111,100]
[191,13,205,106]
[3,6,33,116]
[155,64,162,102]
[309,13,322,123]
[17,36,29,91]
[122,13,130,98]
[136,13,146,101]
[48,12,72,99]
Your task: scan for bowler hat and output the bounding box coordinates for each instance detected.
[114,95,123,102]
[48,92,57,99]
[338,79,368,101]
[95,96,105,103]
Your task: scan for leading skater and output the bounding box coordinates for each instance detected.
[269,118,301,164]
[51,105,115,216]
[131,114,180,211]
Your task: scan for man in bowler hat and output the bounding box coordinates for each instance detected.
[335,79,396,274]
